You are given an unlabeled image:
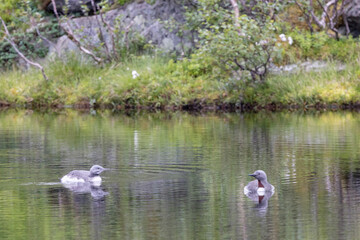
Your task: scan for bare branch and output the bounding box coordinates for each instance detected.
[0,17,49,81]
[50,0,60,20]
[123,21,135,50]
[230,0,240,31]
[230,0,246,36]
[316,0,346,39]
[29,17,61,58]
[234,58,245,71]
[90,0,111,60]
[296,0,351,38]
[321,0,336,23]
[315,0,336,28]
[30,17,54,47]
[294,0,314,33]
[96,2,119,60]
[343,13,350,36]
[50,0,103,64]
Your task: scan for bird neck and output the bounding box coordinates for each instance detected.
[89,172,99,177]
[258,180,265,188]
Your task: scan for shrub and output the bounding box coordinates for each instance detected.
[195,0,284,84]
[278,29,360,64]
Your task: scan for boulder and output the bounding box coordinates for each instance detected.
[50,0,194,58]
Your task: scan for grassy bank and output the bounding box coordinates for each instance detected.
[1,53,360,111]
[246,63,360,110]
[0,55,227,109]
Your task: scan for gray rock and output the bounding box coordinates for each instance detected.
[50,0,194,58]
[270,61,346,74]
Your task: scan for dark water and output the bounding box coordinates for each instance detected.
[1,110,360,240]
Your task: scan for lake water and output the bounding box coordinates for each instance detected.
[0,109,360,239]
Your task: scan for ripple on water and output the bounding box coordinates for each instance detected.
[20,182,61,186]
[129,163,205,173]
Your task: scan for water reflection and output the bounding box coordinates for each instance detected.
[3,110,360,239]
[61,182,109,200]
[244,191,274,217]
[46,184,108,240]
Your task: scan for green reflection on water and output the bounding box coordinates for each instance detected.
[0,110,360,240]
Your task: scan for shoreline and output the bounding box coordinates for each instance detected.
[1,100,360,112]
[1,56,359,113]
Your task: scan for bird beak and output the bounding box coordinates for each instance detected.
[249,174,256,177]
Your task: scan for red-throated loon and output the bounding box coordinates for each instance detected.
[61,165,109,186]
[244,170,275,195]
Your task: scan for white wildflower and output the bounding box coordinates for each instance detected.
[288,36,293,45]
[279,34,287,42]
[256,40,267,46]
[132,70,140,79]
[259,40,268,46]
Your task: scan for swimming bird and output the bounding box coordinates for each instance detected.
[244,170,275,195]
[61,165,108,186]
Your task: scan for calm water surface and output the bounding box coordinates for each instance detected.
[0,110,360,239]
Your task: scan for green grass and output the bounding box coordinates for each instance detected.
[247,62,360,107]
[0,54,226,108]
[2,49,360,110]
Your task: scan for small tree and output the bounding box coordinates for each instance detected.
[199,16,278,83]
[195,0,284,83]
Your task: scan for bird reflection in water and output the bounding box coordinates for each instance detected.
[62,181,109,200]
[244,190,274,215]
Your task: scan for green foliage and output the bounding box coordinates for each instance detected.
[0,0,40,22]
[185,0,232,34]
[195,0,284,84]
[326,37,360,62]
[116,0,156,6]
[117,0,132,5]
[0,33,48,69]
[0,41,17,69]
[0,18,63,69]
[0,0,63,68]
[277,29,360,64]
[112,16,150,60]
[291,31,328,58]
[0,0,23,22]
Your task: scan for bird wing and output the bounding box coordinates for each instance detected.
[244,180,258,193]
[67,170,90,180]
